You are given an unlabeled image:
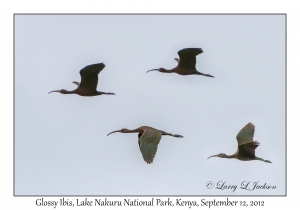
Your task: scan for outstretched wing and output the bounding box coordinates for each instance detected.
[177,48,203,70]
[236,122,255,146]
[79,63,105,91]
[238,141,260,158]
[138,129,162,164]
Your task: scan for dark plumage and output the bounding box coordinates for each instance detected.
[49,63,115,96]
[207,122,272,163]
[147,48,214,77]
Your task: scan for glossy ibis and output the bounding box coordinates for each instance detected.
[207,122,271,163]
[49,63,115,96]
[147,48,214,77]
[107,126,183,164]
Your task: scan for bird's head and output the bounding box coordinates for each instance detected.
[48,89,68,94]
[146,68,167,73]
[207,153,227,159]
[107,128,129,136]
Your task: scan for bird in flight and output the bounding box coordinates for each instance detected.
[147,48,214,77]
[207,122,272,163]
[107,126,183,164]
[49,63,115,96]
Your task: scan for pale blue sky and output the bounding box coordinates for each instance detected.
[15,14,285,195]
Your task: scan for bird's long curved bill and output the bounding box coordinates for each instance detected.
[207,155,218,159]
[146,69,159,73]
[107,130,121,136]
[48,90,60,94]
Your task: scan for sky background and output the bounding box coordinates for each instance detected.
[15,14,285,196]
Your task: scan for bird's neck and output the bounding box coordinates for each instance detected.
[62,90,76,94]
[226,154,237,159]
[125,128,144,133]
[160,68,175,73]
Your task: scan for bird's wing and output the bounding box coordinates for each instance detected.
[73,81,80,86]
[177,48,203,70]
[138,129,162,164]
[79,63,105,91]
[236,122,255,146]
[238,141,260,158]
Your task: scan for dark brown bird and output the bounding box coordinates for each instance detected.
[147,48,214,77]
[49,63,115,96]
[207,122,271,163]
[107,126,183,164]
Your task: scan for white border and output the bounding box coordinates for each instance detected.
[1,0,296,209]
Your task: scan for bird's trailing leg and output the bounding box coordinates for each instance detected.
[161,131,183,138]
[96,91,115,95]
[195,71,214,78]
[255,157,272,163]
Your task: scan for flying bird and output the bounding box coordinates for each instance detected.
[49,63,115,96]
[147,48,214,77]
[207,122,272,163]
[107,126,183,164]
